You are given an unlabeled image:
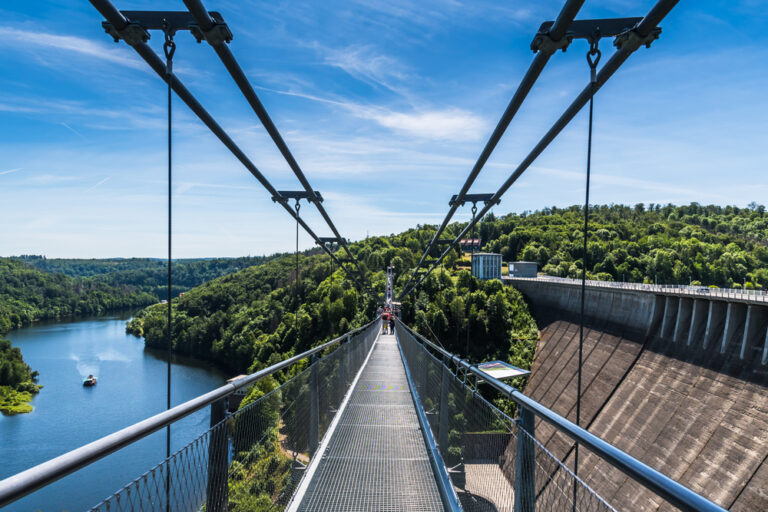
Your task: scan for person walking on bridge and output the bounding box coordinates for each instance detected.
[389,317,395,335]
[381,310,390,334]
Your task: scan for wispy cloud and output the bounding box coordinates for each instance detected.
[319,44,409,95]
[0,26,143,70]
[0,168,22,176]
[533,166,728,202]
[0,94,201,134]
[60,122,87,140]
[174,181,262,197]
[85,176,111,192]
[257,84,486,141]
[26,173,79,185]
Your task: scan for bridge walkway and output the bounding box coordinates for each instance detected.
[291,333,446,511]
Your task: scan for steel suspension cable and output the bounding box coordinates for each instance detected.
[399,0,585,299]
[399,0,678,299]
[295,200,301,347]
[465,203,478,358]
[575,33,601,501]
[181,0,369,288]
[161,21,175,512]
[88,0,371,296]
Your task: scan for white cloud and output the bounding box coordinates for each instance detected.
[26,173,80,185]
[0,26,144,70]
[368,108,487,141]
[256,85,486,141]
[321,44,408,93]
[0,168,22,176]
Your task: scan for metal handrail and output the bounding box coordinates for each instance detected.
[508,275,768,304]
[394,329,462,511]
[396,319,726,512]
[0,319,378,508]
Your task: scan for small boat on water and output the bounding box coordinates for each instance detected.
[83,375,97,387]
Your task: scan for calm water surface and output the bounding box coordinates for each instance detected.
[1,313,227,511]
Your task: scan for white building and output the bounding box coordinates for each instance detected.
[471,253,502,281]
[509,261,538,278]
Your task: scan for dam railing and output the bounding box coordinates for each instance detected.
[508,275,768,304]
[395,320,726,512]
[0,320,380,510]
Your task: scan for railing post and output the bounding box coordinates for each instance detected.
[206,397,229,512]
[309,352,320,457]
[514,406,535,512]
[344,333,351,385]
[438,354,452,452]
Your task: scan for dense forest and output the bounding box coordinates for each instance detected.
[126,254,377,375]
[482,202,768,288]
[14,255,285,300]
[125,223,540,377]
[0,337,41,414]
[0,258,157,335]
[126,202,768,380]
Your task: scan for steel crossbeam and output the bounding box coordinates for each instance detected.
[181,0,372,291]
[88,0,373,296]
[399,0,585,299]
[400,0,678,299]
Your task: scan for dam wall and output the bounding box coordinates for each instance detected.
[508,277,768,511]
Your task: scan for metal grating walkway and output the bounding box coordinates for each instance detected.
[294,334,446,511]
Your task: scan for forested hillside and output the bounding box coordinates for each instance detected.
[0,258,156,334]
[15,255,284,300]
[482,203,767,288]
[127,254,377,374]
[126,202,768,381]
[0,337,41,414]
[127,229,538,377]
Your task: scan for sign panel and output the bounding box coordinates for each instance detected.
[477,360,530,380]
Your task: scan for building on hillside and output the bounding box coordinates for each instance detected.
[509,261,538,278]
[460,238,482,251]
[471,253,502,281]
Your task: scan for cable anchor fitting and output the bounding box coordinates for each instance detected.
[190,21,233,46]
[531,32,573,55]
[103,21,150,46]
[586,32,601,83]
[613,27,661,53]
[162,20,176,75]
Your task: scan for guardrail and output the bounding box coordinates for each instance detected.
[396,319,726,512]
[0,319,379,509]
[508,275,768,304]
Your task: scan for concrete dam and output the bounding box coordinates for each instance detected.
[508,277,768,511]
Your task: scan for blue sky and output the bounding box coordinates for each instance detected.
[0,0,766,258]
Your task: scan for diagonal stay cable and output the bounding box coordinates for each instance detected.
[182,0,370,289]
[401,0,679,299]
[398,0,585,299]
[88,0,371,295]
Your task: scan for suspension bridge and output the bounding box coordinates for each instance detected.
[0,0,762,510]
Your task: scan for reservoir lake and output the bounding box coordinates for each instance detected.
[1,312,227,511]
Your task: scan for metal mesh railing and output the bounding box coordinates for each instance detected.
[89,321,379,512]
[396,323,615,512]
